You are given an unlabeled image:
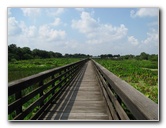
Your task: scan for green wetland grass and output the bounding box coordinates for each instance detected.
[8,58,80,82]
[95,59,158,103]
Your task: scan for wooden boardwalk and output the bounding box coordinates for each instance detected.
[38,61,109,120]
[9,59,158,120]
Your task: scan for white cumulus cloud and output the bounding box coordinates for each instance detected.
[8,15,67,49]
[39,25,66,42]
[26,26,37,38]
[71,11,128,44]
[72,11,98,34]
[130,8,158,18]
[21,8,41,17]
[51,18,61,26]
[128,36,139,46]
[142,29,158,45]
[46,8,65,17]
[8,17,22,36]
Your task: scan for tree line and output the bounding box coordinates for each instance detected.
[8,44,91,62]
[99,52,158,61]
[8,44,158,62]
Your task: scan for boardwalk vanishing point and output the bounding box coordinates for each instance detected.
[39,61,109,120]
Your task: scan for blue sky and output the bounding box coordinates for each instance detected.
[8,8,159,56]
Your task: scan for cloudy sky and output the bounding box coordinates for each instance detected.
[8,8,159,56]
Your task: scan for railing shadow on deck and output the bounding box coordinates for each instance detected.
[38,62,88,120]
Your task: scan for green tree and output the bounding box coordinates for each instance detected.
[148,54,158,61]
[140,52,149,60]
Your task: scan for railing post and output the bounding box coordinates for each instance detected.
[59,71,62,88]
[39,80,44,107]
[15,91,22,115]
[52,74,55,95]
[69,66,72,79]
[64,68,68,83]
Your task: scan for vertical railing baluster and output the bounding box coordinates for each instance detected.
[64,68,68,83]
[52,74,55,95]
[39,80,44,108]
[59,70,62,88]
[15,91,22,115]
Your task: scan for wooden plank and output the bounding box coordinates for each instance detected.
[44,101,107,114]
[41,112,109,120]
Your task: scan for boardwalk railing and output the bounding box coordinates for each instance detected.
[92,60,158,120]
[8,59,88,120]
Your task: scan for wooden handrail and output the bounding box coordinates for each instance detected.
[92,60,158,120]
[8,59,89,120]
